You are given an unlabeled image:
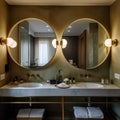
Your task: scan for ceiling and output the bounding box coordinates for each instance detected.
[19,19,100,37]
[5,0,116,6]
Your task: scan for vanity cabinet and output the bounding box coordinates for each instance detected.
[0,96,119,120]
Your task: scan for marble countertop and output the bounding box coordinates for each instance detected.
[0,82,120,97]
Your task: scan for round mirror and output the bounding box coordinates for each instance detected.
[62,18,110,69]
[8,18,56,69]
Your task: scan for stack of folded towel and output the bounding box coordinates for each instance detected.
[17,108,45,120]
[17,109,31,119]
[87,107,104,119]
[30,109,45,119]
[73,106,104,119]
[73,107,88,118]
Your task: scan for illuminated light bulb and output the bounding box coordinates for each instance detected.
[105,38,118,47]
[7,37,17,48]
[52,39,57,48]
[62,39,67,48]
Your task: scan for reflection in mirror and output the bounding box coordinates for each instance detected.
[8,18,56,68]
[62,19,110,69]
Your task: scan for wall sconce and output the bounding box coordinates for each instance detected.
[52,39,58,48]
[61,39,67,48]
[104,38,118,47]
[0,37,17,48]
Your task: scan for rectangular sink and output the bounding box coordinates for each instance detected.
[18,82,43,88]
[75,82,103,88]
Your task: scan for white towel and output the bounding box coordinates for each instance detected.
[87,107,104,119]
[73,106,88,118]
[30,109,45,118]
[17,109,31,118]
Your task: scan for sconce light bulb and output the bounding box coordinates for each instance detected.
[105,38,118,47]
[7,37,17,48]
[104,38,112,47]
[52,39,57,48]
[62,39,67,48]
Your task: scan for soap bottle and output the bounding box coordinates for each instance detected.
[72,77,76,84]
[101,78,104,84]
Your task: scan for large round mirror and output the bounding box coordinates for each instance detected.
[62,19,110,69]
[8,18,56,69]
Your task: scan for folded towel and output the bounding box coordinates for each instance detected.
[87,107,104,119]
[73,106,88,118]
[17,109,31,118]
[56,82,70,88]
[30,109,45,118]
[57,83,67,87]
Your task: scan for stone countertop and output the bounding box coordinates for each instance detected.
[0,82,120,97]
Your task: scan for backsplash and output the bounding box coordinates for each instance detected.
[9,47,110,83]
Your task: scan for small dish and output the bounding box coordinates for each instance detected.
[55,82,70,89]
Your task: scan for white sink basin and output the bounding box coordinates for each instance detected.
[18,82,43,88]
[76,82,103,88]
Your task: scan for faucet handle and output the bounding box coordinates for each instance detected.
[26,73,36,81]
[31,74,36,78]
[36,74,41,78]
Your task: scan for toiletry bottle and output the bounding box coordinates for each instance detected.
[69,77,72,84]
[72,77,76,84]
[101,78,104,84]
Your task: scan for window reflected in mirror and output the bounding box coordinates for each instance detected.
[62,19,110,69]
[8,18,56,68]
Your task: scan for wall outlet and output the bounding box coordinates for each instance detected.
[114,73,120,79]
[0,74,5,80]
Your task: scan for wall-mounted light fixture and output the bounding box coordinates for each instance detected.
[52,38,67,48]
[104,38,118,47]
[61,39,67,48]
[52,39,58,48]
[0,37,17,48]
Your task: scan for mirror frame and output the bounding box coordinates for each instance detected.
[8,18,57,69]
[61,18,110,70]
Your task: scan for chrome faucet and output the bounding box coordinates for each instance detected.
[26,73,36,81]
[26,73,43,82]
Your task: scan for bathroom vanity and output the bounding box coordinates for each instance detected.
[0,82,120,97]
[0,82,120,120]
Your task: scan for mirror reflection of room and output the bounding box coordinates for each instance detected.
[9,19,56,68]
[62,19,109,69]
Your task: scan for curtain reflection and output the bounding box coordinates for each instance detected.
[35,38,51,66]
[8,19,56,68]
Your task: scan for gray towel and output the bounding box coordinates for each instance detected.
[17,109,31,118]
[30,109,45,118]
[73,106,88,118]
[87,107,104,119]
